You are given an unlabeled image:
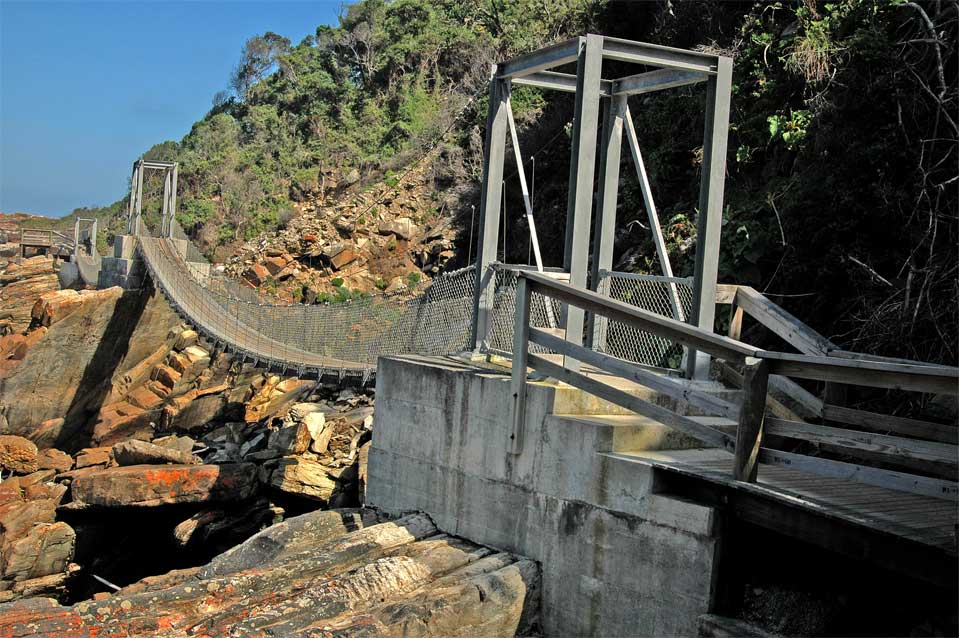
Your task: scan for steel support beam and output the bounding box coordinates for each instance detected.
[512,71,613,96]
[470,69,510,351]
[687,56,733,379]
[587,94,626,350]
[127,162,139,234]
[169,163,178,238]
[624,106,684,321]
[497,38,581,79]
[612,68,706,96]
[141,160,177,170]
[562,34,604,370]
[161,171,171,236]
[602,37,719,74]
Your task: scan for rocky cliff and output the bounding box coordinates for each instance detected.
[0,276,374,604]
[223,161,458,303]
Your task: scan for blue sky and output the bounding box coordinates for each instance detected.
[1,1,342,217]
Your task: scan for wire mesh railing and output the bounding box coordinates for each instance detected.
[137,215,693,378]
[484,264,693,369]
[137,229,477,380]
[598,271,693,368]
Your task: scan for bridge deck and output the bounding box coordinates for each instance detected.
[609,448,958,555]
[140,236,369,375]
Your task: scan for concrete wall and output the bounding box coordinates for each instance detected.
[368,355,720,637]
[99,235,143,289]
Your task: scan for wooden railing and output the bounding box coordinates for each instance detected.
[19,229,53,247]
[509,269,959,500]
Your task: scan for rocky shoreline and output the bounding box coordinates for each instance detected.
[0,256,375,605]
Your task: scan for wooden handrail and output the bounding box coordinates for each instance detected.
[732,286,836,355]
[505,267,958,498]
[517,270,959,396]
[759,351,958,395]
[520,269,759,364]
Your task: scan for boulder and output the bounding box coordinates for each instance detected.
[0,436,37,475]
[17,470,55,488]
[0,271,58,332]
[303,412,332,454]
[290,402,335,420]
[243,263,270,287]
[152,435,195,455]
[1,521,74,583]
[35,448,71,474]
[267,422,310,455]
[91,403,153,446]
[0,511,539,637]
[74,447,112,470]
[266,457,339,502]
[377,217,416,241]
[0,478,21,506]
[263,256,288,276]
[126,385,163,410]
[162,391,227,431]
[22,482,66,505]
[0,498,56,543]
[26,418,66,450]
[173,329,198,351]
[331,248,358,270]
[112,440,196,466]
[244,377,311,422]
[69,463,257,508]
[151,364,181,390]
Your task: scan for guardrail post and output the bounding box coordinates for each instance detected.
[727,295,743,341]
[510,275,532,455]
[733,356,769,482]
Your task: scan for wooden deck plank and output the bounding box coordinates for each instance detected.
[610,449,959,554]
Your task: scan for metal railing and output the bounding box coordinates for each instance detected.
[136,232,477,381]
[508,268,959,500]
[483,263,694,369]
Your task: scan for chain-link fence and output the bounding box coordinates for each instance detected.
[598,271,693,368]
[482,265,692,369]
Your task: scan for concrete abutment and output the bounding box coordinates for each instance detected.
[367,354,721,636]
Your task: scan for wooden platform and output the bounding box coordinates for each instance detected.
[608,448,958,555]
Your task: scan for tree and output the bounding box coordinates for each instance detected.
[230,32,292,100]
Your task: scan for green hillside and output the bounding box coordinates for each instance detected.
[66,0,956,364]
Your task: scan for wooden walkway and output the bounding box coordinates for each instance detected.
[610,448,957,563]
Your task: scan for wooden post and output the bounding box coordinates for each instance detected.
[510,276,532,455]
[733,356,769,482]
[728,301,744,341]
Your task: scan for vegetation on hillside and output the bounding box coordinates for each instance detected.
[63,0,955,365]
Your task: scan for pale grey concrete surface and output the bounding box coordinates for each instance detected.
[98,235,145,289]
[368,354,720,637]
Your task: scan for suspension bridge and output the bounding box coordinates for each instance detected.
[85,37,958,625]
